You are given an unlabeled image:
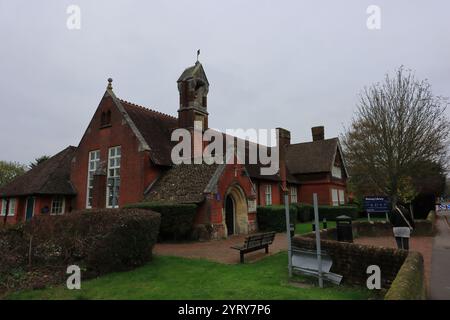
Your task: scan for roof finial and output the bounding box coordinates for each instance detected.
[196,49,200,64]
[107,78,113,90]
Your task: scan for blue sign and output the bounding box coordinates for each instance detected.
[363,196,390,213]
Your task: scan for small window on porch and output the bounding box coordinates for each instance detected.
[51,196,65,215]
[1,198,16,216]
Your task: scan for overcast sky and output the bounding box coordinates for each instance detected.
[0,0,449,164]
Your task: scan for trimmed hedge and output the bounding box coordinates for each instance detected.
[295,204,314,222]
[27,208,161,275]
[257,205,297,232]
[292,203,358,222]
[0,208,161,286]
[315,205,358,221]
[384,251,426,300]
[125,202,197,241]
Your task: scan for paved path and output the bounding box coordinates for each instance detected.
[154,233,288,264]
[430,210,450,300]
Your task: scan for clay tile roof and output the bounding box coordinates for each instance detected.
[286,138,339,174]
[145,163,220,204]
[0,146,77,197]
[119,100,178,166]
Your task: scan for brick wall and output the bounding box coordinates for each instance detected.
[70,95,158,210]
[292,233,408,288]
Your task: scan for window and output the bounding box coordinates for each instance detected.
[86,150,100,208]
[51,196,65,215]
[331,189,339,206]
[1,198,16,216]
[338,190,345,205]
[265,184,272,206]
[332,165,342,179]
[100,110,112,127]
[290,186,298,203]
[107,146,121,208]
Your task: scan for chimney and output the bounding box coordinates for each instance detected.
[276,128,291,192]
[311,126,325,141]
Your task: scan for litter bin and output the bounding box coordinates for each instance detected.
[336,215,353,242]
[289,223,295,238]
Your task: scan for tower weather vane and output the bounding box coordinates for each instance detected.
[196,49,200,62]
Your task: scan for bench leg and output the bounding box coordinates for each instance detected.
[265,245,269,254]
[240,252,244,263]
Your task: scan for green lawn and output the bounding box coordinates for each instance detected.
[295,217,387,235]
[6,253,375,300]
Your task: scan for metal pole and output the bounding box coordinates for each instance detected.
[313,193,323,288]
[285,192,292,278]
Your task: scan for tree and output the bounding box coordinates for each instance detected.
[0,161,27,187]
[342,66,450,205]
[29,155,50,169]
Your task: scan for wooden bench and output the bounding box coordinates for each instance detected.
[231,232,276,263]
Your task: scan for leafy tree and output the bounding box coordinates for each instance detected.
[29,155,50,169]
[342,66,450,205]
[0,161,27,187]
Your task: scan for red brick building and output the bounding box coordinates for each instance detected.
[0,60,348,238]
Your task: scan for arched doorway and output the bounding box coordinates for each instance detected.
[224,184,249,236]
[225,195,235,236]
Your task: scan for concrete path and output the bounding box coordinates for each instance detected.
[430,209,450,300]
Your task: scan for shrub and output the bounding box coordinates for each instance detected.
[125,202,197,241]
[27,208,160,276]
[315,205,359,221]
[293,203,313,222]
[291,203,358,222]
[257,205,297,232]
[0,224,28,275]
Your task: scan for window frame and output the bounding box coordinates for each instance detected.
[331,189,339,206]
[265,184,272,206]
[290,186,298,203]
[50,196,65,215]
[86,150,101,209]
[106,146,121,208]
[1,198,16,217]
[332,165,342,179]
[338,189,345,205]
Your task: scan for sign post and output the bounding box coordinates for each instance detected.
[285,192,292,278]
[363,196,390,222]
[313,193,323,288]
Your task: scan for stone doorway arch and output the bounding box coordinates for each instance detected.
[223,184,249,236]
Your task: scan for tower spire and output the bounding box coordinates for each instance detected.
[196,49,200,63]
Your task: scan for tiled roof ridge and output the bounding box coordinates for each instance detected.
[289,137,338,146]
[119,99,177,121]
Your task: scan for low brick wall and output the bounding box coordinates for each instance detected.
[384,251,426,300]
[292,235,408,288]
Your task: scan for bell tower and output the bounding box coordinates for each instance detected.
[177,60,209,130]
